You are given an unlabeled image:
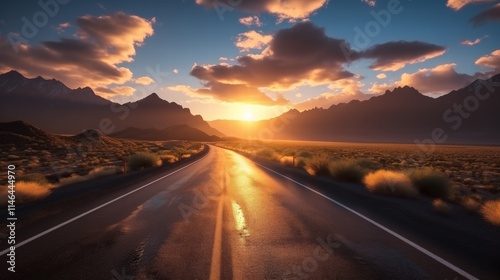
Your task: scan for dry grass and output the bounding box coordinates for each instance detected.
[306,156,331,176]
[433,199,452,215]
[363,170,418,198]
[328,158,377,183]
[409,167,451,199]
[0,181,52,205]
[59,166,119,186]
[460,197,481,212]
[128,152,162,171]
[480,200,500,226]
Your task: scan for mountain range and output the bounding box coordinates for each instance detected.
[209,73,500,145]
[0,70,223,138]
[1,70,499,145]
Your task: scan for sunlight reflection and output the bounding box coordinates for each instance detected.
[231,200,249,237]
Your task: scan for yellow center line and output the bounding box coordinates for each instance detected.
[209,196,224,280]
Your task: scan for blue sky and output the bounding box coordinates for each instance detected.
[0,0,499,120]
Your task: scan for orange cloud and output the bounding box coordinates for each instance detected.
[236,30,273,52]
[369,63,483,95]
[239,16,263,27]
[461,35,487,46]
[376,73,387,79]
[362,0,376,6]
[295,77,376,111]
[196,0,328,21]
[0,12,154,97]
[135,76,155,85]
[446,0,493,10]
[475,49,500,71]
[168,83,287,105]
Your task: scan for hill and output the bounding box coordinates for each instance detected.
[0,71,224,137]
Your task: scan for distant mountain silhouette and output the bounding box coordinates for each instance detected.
[111,125,221,141]
[0,120,118,147]
[0,71,224,137]
[210,73,500,145]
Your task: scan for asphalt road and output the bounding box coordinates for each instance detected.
[0,145,490,279]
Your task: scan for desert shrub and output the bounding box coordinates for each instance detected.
[306,156,331,176]
[256,148,277,160]
[461,197,481,212]
[363,170,418,198]
[0,181,51,205]
[280,156,295,167]
[296,151,314,159]
[329,159,366,183]
[295,157,308,168]
[481,200,500,226]
[128,152,162,171]
[409,167,451,199]
[18,173,49,185]
[160,154,177,164]
[433,199,452,215]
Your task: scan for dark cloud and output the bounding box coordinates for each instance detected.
[0,12,154,96]
[471,3,500,26]
[191,22,356,87]
[360,41,446,71]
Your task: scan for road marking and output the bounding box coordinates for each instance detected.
[209,197,224,280]
[254,162,479,280]
[0,152,209,256]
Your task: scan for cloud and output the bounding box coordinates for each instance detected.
[191,22,357,94]
[0,12,154,98]
[168,83,288,105]
[55,22,71,33]
[475,49,500,71]
[362,0,376,6]
[135,76,154,85]
[295,77,375,111]
[471,3,500,26]
[461,35,487,46]
[376,73,387,79]
[360,41,446,71]
[219,57,229,61]
[446,0,493,10]
[195,0,329,21]
[239,16,263,27]
[95,85,136,98]
[236,30,273,52]
[369,63,482,95]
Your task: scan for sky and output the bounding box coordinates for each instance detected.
[0,0,499,121]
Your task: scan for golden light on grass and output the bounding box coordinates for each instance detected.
[363,170,418,198]
[0,181,51,205]
[481,200,500,226]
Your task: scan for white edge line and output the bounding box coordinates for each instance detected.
[1,151,208,256]
[255,162,479,280]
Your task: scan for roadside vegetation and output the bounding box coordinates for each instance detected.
[1,140,205,205]
[216,140,500,225]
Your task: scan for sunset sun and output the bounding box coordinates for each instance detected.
[243,108,254,121]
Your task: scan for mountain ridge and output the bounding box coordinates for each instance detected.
[0,71,224,137]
